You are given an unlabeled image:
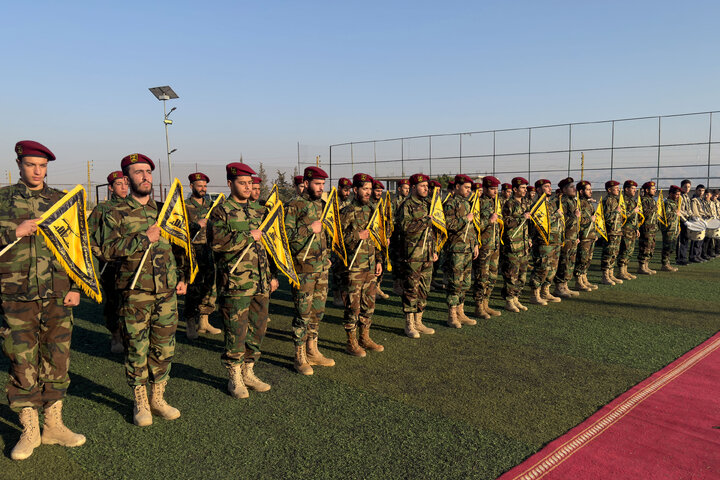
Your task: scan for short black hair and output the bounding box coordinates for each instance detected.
[696,184,706,190]
[681,179,691,187]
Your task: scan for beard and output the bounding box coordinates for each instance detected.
[130,178,153,196]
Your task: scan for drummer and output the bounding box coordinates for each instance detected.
[713,190,720,257]
[690,185,708,262]
[676,179,693,266]
[700,190,717,259]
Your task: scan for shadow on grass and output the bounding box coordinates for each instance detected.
[171,361,226,392]
[68,372,134,424]
[0,403,19,459]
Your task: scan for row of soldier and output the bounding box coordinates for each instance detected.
[2,139,719,460]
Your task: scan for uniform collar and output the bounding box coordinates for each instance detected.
[125,194,158,210]
[16,180,50,199]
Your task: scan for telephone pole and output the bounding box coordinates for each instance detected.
[87,160,94,204]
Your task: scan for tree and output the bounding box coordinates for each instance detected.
[258,162,269,200]
[276,169,294,203]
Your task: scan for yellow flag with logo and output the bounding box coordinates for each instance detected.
[321,187,348,266]
[618,192,627,219]
[529,193,550,244]
[382,190,394,238]
[367,201,385,252]
[36,185,102,302]
[203,193,225,220]
[265,184,279,210]
[595,200,608,241]
[260,201,300,288]
[494,192,505,244]
[429,188,448,252]
[656,190,667,227]
[157,179,197,284]
[469,190,482,246]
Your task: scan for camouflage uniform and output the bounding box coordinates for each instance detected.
[575,197,597,277]
[100,196,188,386]
[529,195,563,289]
[617,193,640,268]
[209,197,273,367]
[472,194,501,305]
[501,197,530,299]
[330,195,353,295]
[0,182,80,411]
[284,191,330,346]
[443,193,476,307]
[184,195,217,321]
[396,194,436,313]
[637,193,659,264]
[660,196,680,265]
[600,193,623,270]
[554,194,580,285]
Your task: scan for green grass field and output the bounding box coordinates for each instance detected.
[1,251,719,480]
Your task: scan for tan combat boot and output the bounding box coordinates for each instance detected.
[185,316,199,340]
[149,381,181,420]
[10,407,40,461]
[609,268,624,284]
[41,401,86,448]
[617,265,634,280]
[404,313,420,339]
[345,328,366,357]
[132,385,152,426]
[447,306,462,328]
[505,297,519,312]
[484,298,501,317]
[626,265,638,279]
[574,276,591,292]
[637,261,652,275]
[358,323,384,352]
[647,261,657,275]
[228,364,250,398]
[294,344,314,375]
[583,274,598,290]
[530,288,547,305]
[662,262,678,272]
[242,361,271,392]
[553,282,572,298]
[376,287,390,300]
[457,304,477,326]
[197,314,222,335]
[514,296,528,311]
[601,270,616,285]
[474,300,491,320]
[541,284,561,303]
[415,311,435,334]
[306,336,336,367]
[565,282,580,297]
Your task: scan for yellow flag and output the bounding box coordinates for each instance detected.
[265,184,279,210]
[656,190,667,227]
[442,191,453,204]
[382,190,394,238]
[367,201,385,252]
[618,192,627,219]
[529,193,550,244]
[260,201,300,288]
[470,190,482,246]
[157,179,197,284]
[494,192,504,244]
[321,188,348,266]
[203,193,225,220]
[595,200,608,241]
[36,185,102,303]
[429,188,447,252]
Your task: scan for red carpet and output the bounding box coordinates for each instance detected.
[500,333,720,480]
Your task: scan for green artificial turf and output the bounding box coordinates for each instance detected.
[1,249,718,479]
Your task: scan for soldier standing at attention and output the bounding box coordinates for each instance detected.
[660,185,681,272]
[637,181,659,275]
[390,178,410,295]
[293,175,305,198]
[428,180,445,291]
[500,183,513,206]
[370,180,390,300]
[396,174,438,338]
[100,153,188,427]
[675,179,693,265]
[209,163,278,398]
[443,174,479,328]
[616,180,641,280]
[574,181,599,290]
[88,170,129,353]
[332,177,354,307]
[184,172,221,339]
[250,176,262,204]
[501,177,531,312]
[600,180,625,285]
[472,175,503,319]
[338,177,353,209]
[285,166,334,375]
[527,185,537,204]
[527,179,563,306]
[553,177,581,298]
[339,173,384,356]
[0,141,85,460]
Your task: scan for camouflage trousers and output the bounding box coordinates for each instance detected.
[343,270,377,329]
[291,270,329,346]
[601,234,622,270]
[574,239,597,276]
[555,239,579,284]
[501,250,529,299]
[100,263,121,333]
[0,298,72,412]
[119,290,178,386]
[401,260,433,313]
[219,293,269,367]
[473,247,500,302]
[184,245,217,319]
[529,243,560,289]
[617,231,637,267]
[444,250,473,307]
[330,254,344,293]
[661,230,678,264]
[637,231,657,263]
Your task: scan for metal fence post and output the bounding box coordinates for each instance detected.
[708,112,713,187]
[492,131,496,176]
[459,134,463,174]
[656,116,661,184]
[610,121,615,180]
[567,124,572,176]
[527,128,532,179]
[429,136,432,176]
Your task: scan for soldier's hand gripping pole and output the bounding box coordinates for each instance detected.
[230,243,253,275]
[129,248,152,290]
[301,234,316,262]
[348,239,364,270]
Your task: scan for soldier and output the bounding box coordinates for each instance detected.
[574,180,599,290]
[616,180,641,280]
[675,179,692,265]
[370,180,390,299]
[332,177,354,306]
[390,178,410,295]
[0,140,85,460]
[293,175,305,197]
[285,166,334,375]
[697,189,716,259]
[209,163,278,398]
[690,185,709,262]
[637,181,659,274]
[527,179,563,306]
[472,175,503,319]
[443,174,479,328]
[100,153,188,427]
[428,180,445,291]
[184,172,221,340]
[88,170,129,353]
[600,180,625,285]
[500,183,512,205]
[393,178,410,212]
[527,185,537,203]
[396,173,438,338]
[713,190,720,256]
[250,176,262,204]
[338,177,353,209]
[501,177,531,312]
[339,173,384,356]
[553,177,581,298]
[661,185,681,271]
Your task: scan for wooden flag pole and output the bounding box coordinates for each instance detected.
[462,221,471,242]
[230,243,253,275]
[301,234,316,262]
[348,239,364,270]
[420,227,429,254]
[0,236,22,259]
[129,248,151,290]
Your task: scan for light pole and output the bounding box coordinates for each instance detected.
[149,86,179,181]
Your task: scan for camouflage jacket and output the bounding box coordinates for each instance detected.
[339,198,378,271]
[284,191,329,274]
[392,193,408,213]
[660,197,680,235]
[476,194,501,251]
[396,194,435,263]
[501,196,530,254]
[88,193,123,259]
[0,182,79,301]
[559,194,580,243]
[209,196,273,296]
[443,193,476,253]
[603,194,623,236]
[186,195,213,245]
[338,195,353,211]
[99,195,188,293]
[530,195,563,245]
[578,197,597,241]
[622,193,641,233]
[639,194,658,234]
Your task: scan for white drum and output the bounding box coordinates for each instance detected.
[704,218,720,239]
[686,219,707,241]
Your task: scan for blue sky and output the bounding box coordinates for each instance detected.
[1,1,718,187]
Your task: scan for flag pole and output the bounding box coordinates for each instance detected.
[462,221,471,242]
[0,236,22,259]
[420,226,429,254]
[301,234,316,262]
[348,239,364,270]
[129,248,151,290]
[230,243,253,275]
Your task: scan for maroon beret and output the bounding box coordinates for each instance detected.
[121,153,155,171]
[534,179,551,189]
[294,175,304,185]
[642,181,655,190]
[512,177,529,187]
[373,180,384,190]
[482,176,501,188]
[623,180,637,189]
[448,181,455,189]
[398,179,410,186]
[501,182,512,190]
[304,166,328,181]
[454,174,473,186]
[252,176,262,184]
[189,172,210,183]
[352,173,374,187]
[527,185,536,192]
[669,185,681,194]
[472,182,481,190]
[430,180,442,189]
[107,171,125,184]
[577,180,592,190]
[605,180,620,190]
[558,177,574,189]
[226,162,256,178]
[338,177,352,187]
[15,140,55,161]
[410,173,429,186]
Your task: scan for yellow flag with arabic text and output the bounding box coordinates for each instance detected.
[157,179,197,284]
[429,188,448,252]
[265,184,279,210]
[529,193,550,245]
[321,188,348,266]
[260,201,300,288]
[595,200,608,241]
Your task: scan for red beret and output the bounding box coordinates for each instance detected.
[121,153,155,171]
[453,174,471,186]
[293,175,304,185]
[226,162,256,178]
[512,177,529,187]
[15,140,55,161]
[252,176,262,184]
[534,179,551,189]
[373,180,384,190]
[410,173,429,186]
[107,171,125,184]
[577,180,592,190]
[558,177,574,189]
[398,179,410,186]
[304,166,328,181]
[430,180,442,189]
[482,176,500,188]
[527,185,536,192]
[338,177,352,187]
[501,182,512,190]
[189,172,210,183]
[669,185,681,194]
[642,181,656,190]
[352,173,374,187]
[605,180,620,190]
[448,180,455,188]
[472,182,481,190]
[623,180,637,189]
